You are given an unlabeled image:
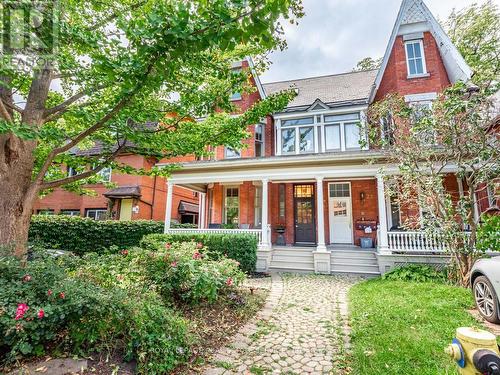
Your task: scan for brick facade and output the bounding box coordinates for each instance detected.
[375,32,450,101]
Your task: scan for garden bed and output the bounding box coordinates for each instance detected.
[1,241,264,374]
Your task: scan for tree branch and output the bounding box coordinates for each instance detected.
[39,142,125,190]
[43,85,106,121]
[0,99,12,122]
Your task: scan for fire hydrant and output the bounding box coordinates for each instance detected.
[446,327,500,375]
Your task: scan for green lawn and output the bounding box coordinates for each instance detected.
[348,279,480,375]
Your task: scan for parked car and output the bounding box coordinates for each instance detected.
[471,257,500,324]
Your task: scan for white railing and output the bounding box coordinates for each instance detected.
[164,228,264,244]
[387,231,450,253]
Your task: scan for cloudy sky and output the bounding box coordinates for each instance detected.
[260,0,498,83]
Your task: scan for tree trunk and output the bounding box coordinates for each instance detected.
[0,134,39,259]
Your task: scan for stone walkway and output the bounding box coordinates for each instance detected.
[204,273,358,375]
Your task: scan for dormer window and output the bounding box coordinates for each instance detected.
[404,39,427,77]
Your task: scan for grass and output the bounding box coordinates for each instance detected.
[348,279,480,375]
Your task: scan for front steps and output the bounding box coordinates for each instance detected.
[330,249,380,277]
[268,246,381,277]
[269,247,315,272]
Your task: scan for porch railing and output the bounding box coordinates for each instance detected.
[164,228,264,244]
[387,231,459,253]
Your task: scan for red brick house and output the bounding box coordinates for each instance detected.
[33,152,200,224]
[161,0,498,274]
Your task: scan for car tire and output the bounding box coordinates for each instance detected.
[473,276,500,324]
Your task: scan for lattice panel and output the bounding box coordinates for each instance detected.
[402,1,427,25]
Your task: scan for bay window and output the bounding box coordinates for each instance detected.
[277,112,365,155]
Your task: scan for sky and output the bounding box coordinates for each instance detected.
[260,0,498,83]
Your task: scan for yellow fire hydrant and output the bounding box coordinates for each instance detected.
[446,327,500,375]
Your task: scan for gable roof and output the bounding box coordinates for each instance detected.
[371,0,473,102]
[262,70,377,111]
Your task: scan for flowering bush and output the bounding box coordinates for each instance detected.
[74,242,245,304]
[158,242,246,303]
[0,254,191,373]
[140,233,257,273]
[0,255,125,362]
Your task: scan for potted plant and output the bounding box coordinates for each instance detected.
[275,224,286,246]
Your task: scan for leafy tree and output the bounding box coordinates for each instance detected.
[366,1,500,286]
[353,57,382,72]
[367,83,498,286]
[0,0,303,257]
[446,0,500,91]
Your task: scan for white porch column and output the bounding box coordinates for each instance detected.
[315,176,327,252]
[199,192,206,229]
[164,180,173,232]
[256,178,272,272]
[260,178,270,248]
[376,174,390,254]
[313,176,330,274]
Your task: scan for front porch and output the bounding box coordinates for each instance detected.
[162,161,465,274]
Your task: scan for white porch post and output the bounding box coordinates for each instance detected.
[256,178,272,272]
[260,178,270,248]
[316,176,327,252]
[198,192,206,229]
[313,176,331,274]
[376,174,390,254]
[164,180,173,233]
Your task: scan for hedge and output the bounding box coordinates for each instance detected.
[29,216,164,254]
[140,233,258,274]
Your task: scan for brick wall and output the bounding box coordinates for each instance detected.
[33,154,198,221]
[375,32,451,101]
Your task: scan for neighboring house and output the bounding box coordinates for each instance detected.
[161,0,498,275]
[33,152,200,224]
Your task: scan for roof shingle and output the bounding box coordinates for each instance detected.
[262,70,377,110]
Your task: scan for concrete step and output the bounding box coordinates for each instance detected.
[270,259,314,268]
[330,256,378,265]
[272,249,314,257]
[331,263,380,273]
[269,267,315,273]
[330,250,377,258]
[273,254,314,262]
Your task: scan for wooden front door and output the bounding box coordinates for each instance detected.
[294,184,316,244]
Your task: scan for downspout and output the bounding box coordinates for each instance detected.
[150,175,157,219]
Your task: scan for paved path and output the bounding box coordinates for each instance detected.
[204,273,358,375]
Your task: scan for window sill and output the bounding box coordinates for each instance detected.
[407,73,430,80]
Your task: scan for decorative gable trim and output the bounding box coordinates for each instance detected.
[370,0,473,103]
[307,99,329,112]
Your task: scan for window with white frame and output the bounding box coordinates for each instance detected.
[487,183,497,207]
[67,166,77,177]
[85,208,107,220]
[60,209,80,216]
[280,116,314,155]
[255,124,264,157]
[405,40,427,77]
[224,187,239,225]
[98,167,112,182]
[410,101,435,145]
[230,68,242,101]
[278,113,365,155]
[324,113,362,151]
[224,147,241,159]
[380,113,395,146]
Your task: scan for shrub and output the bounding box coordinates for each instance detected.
[28,216,164,254]
[0,254,191,374]
[74,243,245,304]
[476,215,500,252]
[140,233,258,273]
[0,255,124,363]
[382,264,447,283]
